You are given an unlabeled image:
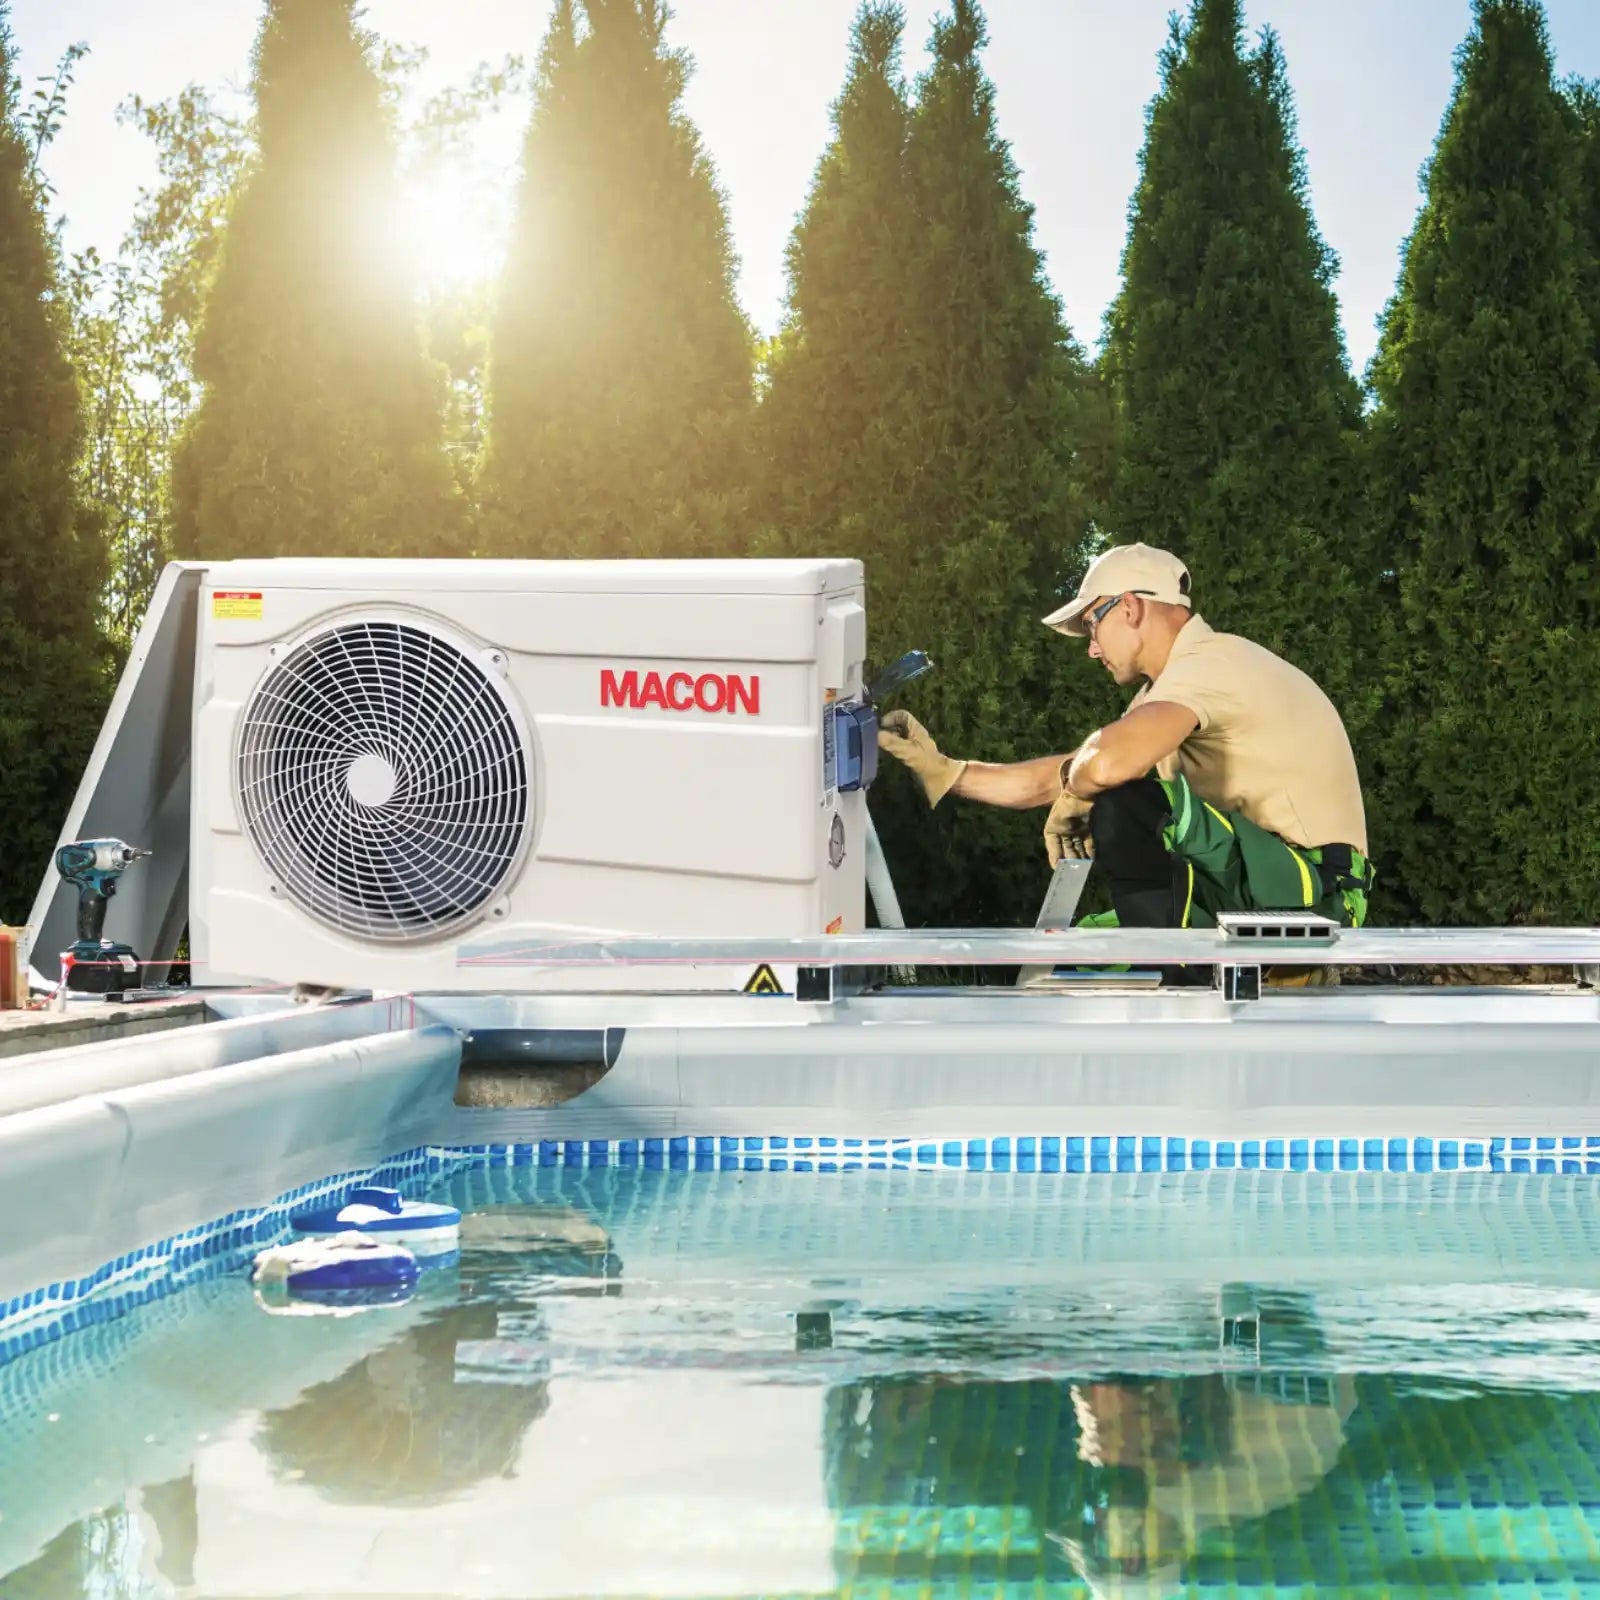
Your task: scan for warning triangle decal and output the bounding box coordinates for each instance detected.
[742,963,786,995]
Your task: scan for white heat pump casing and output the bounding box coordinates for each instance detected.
[188,559,869,994]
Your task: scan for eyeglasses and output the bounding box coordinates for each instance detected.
[1086,595,1122,637]
[1086,590,1157,639]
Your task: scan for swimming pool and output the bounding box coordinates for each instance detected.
[3,1159,1599,1598]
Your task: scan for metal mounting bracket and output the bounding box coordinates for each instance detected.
[1220,964,1261,1003]
[796,965,834,1004]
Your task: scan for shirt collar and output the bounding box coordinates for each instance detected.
[1160,612,1212,668]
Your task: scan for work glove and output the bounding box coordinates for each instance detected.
[877,710,967,808]
[1044,780,1094,866]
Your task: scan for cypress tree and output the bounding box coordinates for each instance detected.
[756,2,915,556]
[480,0,753,559]
[1368,0,1600,924]
[889,0,1102,928]
[1564,77,1600,358]
[0,12,111,921]
[171,0,463,560]
[766,0,1099,928]
[1102,0,1367,717]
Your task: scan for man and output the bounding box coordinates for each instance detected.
[876,543,1373,934]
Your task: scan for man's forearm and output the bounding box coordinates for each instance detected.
[1064,732,1112,799]
[1066,702,1199,798]
[950,752,1075,810]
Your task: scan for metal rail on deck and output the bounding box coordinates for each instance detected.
[457,925,1600,970]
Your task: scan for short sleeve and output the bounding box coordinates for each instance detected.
[1143,649,1235,735]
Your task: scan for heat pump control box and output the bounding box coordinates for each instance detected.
[187,558,871,993]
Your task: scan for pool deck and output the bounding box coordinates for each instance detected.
[0,996,205,1060]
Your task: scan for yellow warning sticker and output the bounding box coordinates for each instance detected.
[824,915,843,935]
[742,963,786,996]
[212,589,263,620]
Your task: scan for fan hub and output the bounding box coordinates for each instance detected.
[346,752,399,809]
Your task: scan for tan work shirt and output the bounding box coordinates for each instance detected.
[1130,615,1368,854]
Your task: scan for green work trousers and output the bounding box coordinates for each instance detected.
[1081,775,1373,931]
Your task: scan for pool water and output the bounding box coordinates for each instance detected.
[3,1165,1600,1597]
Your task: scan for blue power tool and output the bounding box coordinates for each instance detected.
[54,839,150,994]
[864,649,933,706]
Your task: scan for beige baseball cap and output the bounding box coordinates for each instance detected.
[1043,543,1192,637]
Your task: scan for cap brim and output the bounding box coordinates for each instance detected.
[1042,594,1095,637]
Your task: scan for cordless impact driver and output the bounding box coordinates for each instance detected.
[54,839,149,995]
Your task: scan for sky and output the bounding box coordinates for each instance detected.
[10,0,1600,377]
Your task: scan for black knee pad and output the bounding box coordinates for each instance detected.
[1091,778,1188,930]
[1089,778,1171,876]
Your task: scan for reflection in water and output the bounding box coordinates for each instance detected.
[5,1168,1600,1597]
[824,1369,1600,1596]
[1063,1289,1355,1592]
[824,1288,1358,1596]
[252,1200,620,1507]
[1061,1368,1356,1591]
[255,1303,551,1504]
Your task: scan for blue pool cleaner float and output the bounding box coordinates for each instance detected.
[251,1232,419,1313]
[288,1186,462,1261]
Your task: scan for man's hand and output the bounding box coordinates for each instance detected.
[1043,781,1094,866]
[877,710,968,807]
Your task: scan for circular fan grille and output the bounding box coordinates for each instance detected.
[236,620,530,942]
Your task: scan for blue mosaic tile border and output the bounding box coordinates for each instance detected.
[431,1134,1600,1176]
[0,1145,467,1367]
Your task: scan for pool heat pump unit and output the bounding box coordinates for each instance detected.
[35,558,874,994]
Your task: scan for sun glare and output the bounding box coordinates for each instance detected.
[395,163,510,291]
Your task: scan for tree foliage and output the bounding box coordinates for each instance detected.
[171,0,463,561]
[71,55,521,648]
[402,55,530,500]
[0,10,110,920]
[764,0,1103,929]
[1102,0,1368,735]
[1564,74,1600,361]
[117,84,254,403]
[54,85,253,661]
[479,0,753,559]
[64,251,177,662]
[756,2,916,555]
[1367,0,1600,922]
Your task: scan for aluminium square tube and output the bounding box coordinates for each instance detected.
[863,805,916,986]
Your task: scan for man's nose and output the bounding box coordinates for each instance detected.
[1087,636,1103,661]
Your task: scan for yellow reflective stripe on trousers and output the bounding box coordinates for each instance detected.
[1181,861,1195,928]
[1202,801,1235,835]
[1285,845,1315,906]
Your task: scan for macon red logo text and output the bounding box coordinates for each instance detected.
[600,668,760,715]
